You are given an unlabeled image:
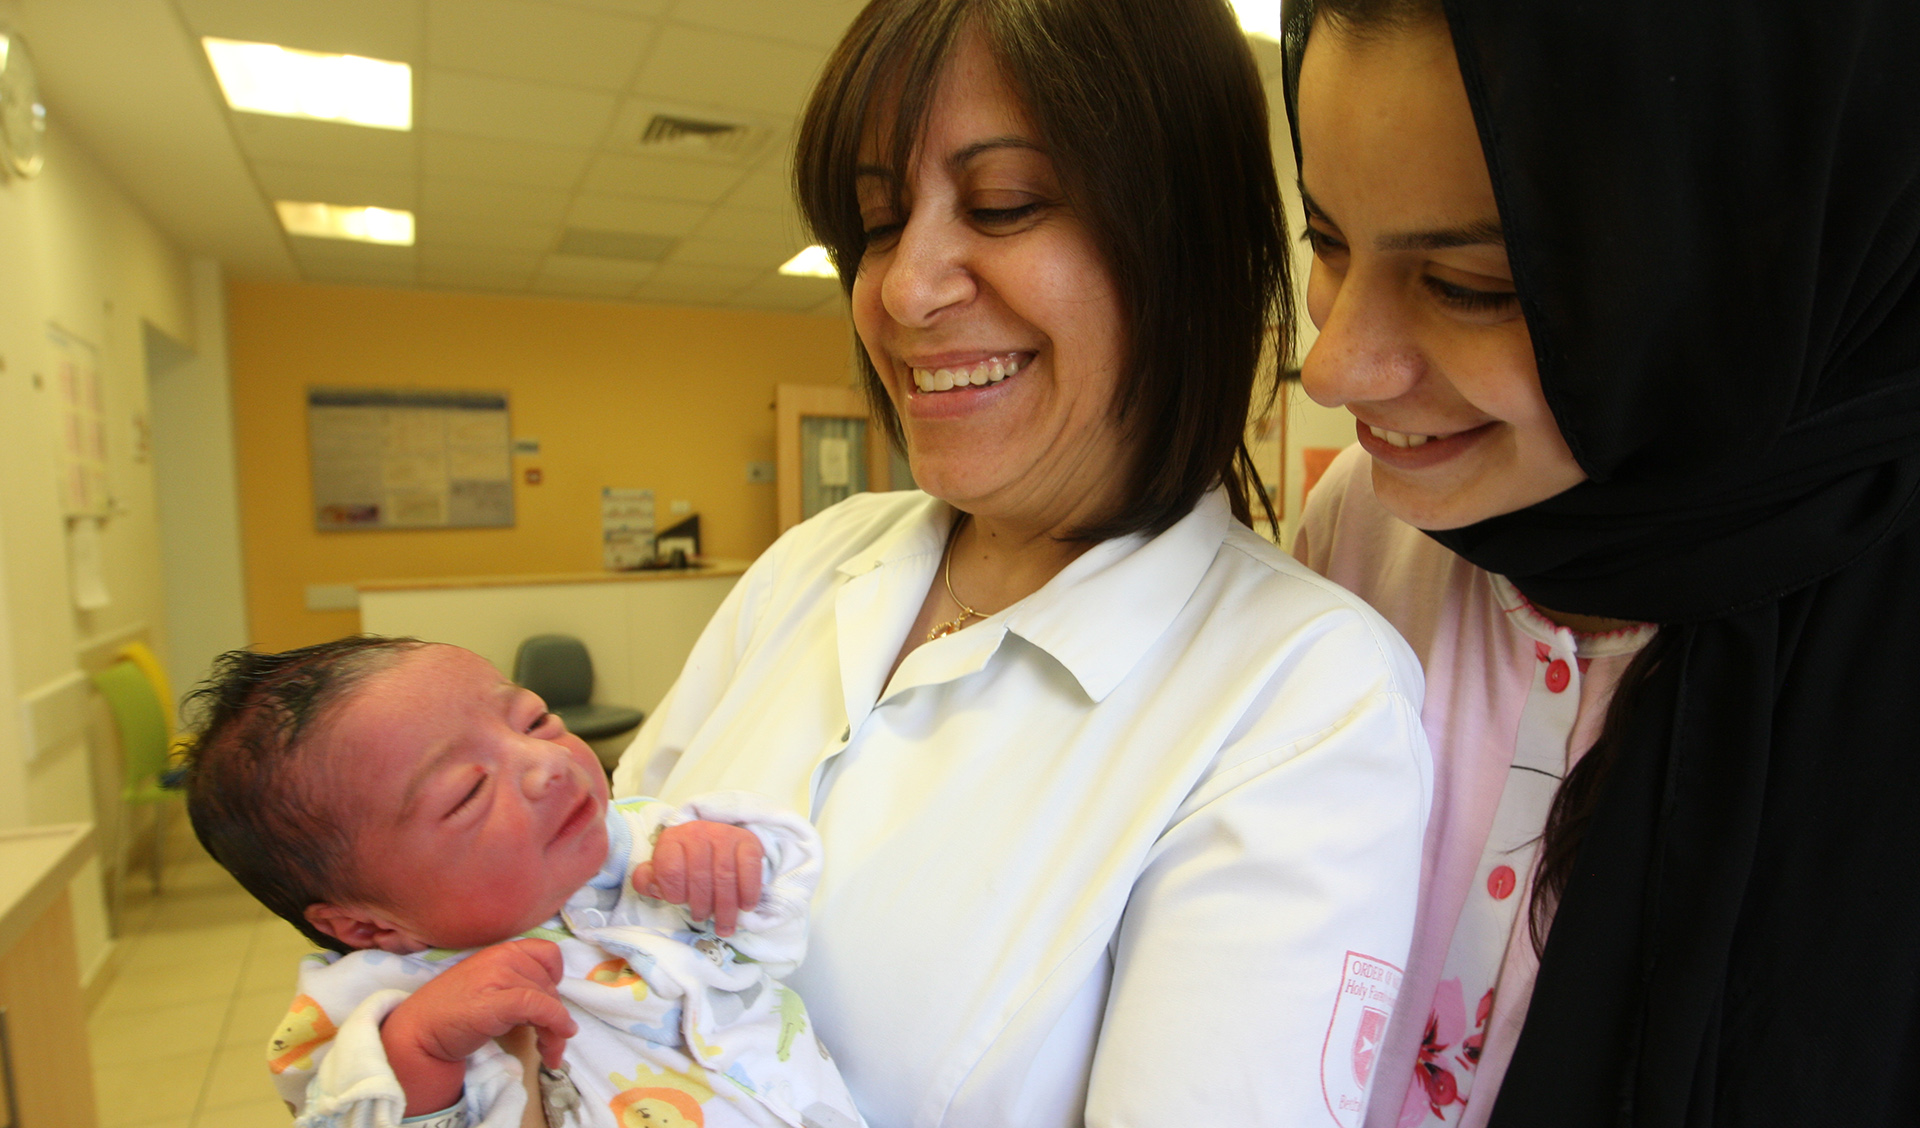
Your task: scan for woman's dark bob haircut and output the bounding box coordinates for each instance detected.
[795,0,1290,539]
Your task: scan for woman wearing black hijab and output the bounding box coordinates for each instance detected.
[1284,0,1920,1124]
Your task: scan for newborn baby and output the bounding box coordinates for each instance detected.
[184,636,863,1128]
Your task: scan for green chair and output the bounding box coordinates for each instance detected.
[512,635,644,767]
[92,658,182,895]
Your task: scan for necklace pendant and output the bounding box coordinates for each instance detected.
[927,617,964,641]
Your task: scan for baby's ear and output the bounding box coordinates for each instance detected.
[303,902,428,954]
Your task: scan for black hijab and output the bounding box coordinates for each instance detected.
[1284,0,1920,1122]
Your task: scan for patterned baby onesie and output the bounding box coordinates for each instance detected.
[266,792,866,1128]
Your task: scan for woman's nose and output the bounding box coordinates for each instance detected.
[1300,265,1425,408]
[879,212,976,327]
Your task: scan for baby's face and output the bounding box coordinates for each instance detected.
[316,645,610,950]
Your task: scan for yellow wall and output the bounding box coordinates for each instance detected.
[229,282,858,649]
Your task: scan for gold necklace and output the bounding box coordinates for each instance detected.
[927,515,984,641]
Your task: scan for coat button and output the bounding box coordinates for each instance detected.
[1544,658,1571,694]
[1488,865,1517,900]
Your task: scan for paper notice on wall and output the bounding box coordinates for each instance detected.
[817,436,852,487]
[49,325,109,517]
[68,515,110,610]
[602,488,656,570]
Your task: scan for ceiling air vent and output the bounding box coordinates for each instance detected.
[636,113,768,160]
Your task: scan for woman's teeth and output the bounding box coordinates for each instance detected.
[1368,425,1437,449]
[911,354,1025,392]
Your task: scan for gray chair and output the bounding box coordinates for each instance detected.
[512,634,644,744]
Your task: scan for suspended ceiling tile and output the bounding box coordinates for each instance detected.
[293,241,419,287]
[532,273,644,298]
[644,262,765,291]
[422,133,594,189]
[417,245,545,273]
[176,0,427,61]
[669,0,866,50]
[693,204,803,245]
[538,256,657,282]
[732,272,840,312]
[666,238,791,270]
[578,152,748,203]
[421,178,574,223]
[302,263,423,289]
[290,238,418,267]
[722,153,800,212]
[631,24,825,118]
[566,194,709,236]
[632,279,746,307]
[23,0,298,278]
[426,0,656,91]
[251,162,419,210]
[550,0,672,17]
[418,266,537,292]
[414,215,560,251]
[231,114,420,172]
[423,70,617,146]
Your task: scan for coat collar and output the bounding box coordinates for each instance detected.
[835,490,1232,706]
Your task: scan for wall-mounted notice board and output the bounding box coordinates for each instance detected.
[308,388,513,531]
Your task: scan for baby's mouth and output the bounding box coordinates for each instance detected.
[910,352,1029,393]
[552,791,597,846]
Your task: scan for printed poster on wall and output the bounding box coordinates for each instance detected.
[308,388,514,531]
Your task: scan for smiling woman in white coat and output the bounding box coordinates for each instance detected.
[612,1,1432,1125]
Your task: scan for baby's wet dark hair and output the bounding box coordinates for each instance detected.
[183,635,427,954]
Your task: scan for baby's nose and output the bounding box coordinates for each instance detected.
[522,757,566,797]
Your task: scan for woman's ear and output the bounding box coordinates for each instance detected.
[303,902,429,954]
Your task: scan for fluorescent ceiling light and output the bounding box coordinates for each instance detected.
[276,201,415,245]
[1228,0,1282,41]
[204,37,411,130]
[779,245,839,278]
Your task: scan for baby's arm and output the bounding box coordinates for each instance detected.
[620,793,825,976]
[632,819,764,937]
[379,939,577,1117]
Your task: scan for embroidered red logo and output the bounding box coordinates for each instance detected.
[1322,951,1404,1127]
[1352,1005,1388,1087]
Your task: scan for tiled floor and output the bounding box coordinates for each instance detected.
[89,811,316,1127]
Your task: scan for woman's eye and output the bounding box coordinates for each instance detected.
[861,222,902,251]
[971,202,1041,228]
[528,710,560,735]
[1423,274,1518,313]
[1301,226,1345,258]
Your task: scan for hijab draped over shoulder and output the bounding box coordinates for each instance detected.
[1292,0,1920,1122]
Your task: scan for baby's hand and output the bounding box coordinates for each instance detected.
[380,939,576,1116]
[633,819,765,937]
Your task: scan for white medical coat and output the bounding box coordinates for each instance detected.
[614,489,1432,1128]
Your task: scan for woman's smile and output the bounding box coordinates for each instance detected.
[1353,417,1499,467]
[906,351,1030,393]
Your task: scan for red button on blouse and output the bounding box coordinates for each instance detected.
[1545,658,1571,694]
[1488,865,1518,900]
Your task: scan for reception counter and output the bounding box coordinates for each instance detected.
[0,822,99,1126]
[358,562,747,723]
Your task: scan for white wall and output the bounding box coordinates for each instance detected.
[149,259,250,704]
[0,63,197,983]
